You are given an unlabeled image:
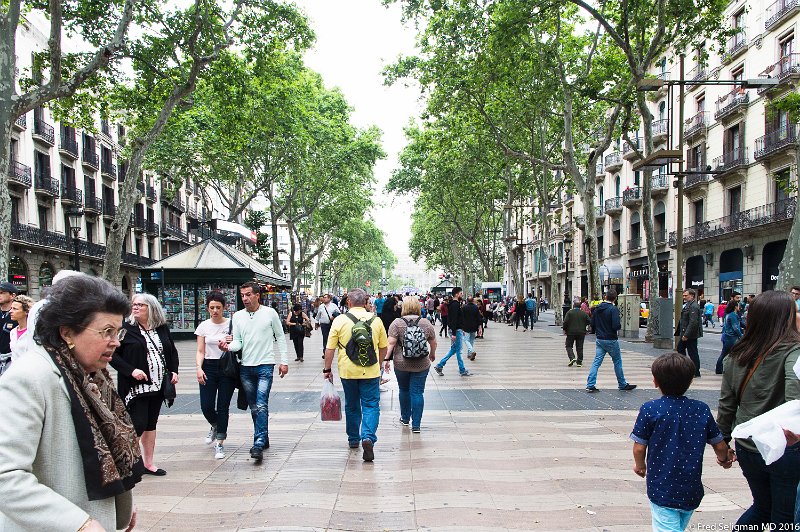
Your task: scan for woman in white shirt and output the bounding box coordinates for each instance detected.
[9,295,33,360]
[195,291,234,459]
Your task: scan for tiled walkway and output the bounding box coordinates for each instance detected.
[136,315,750,531]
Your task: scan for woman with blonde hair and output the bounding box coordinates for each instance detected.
[111,292,179,476]
[8,294,34,359]
[383,296,437,433]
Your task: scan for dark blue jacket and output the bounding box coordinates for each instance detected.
[591,301,621,340]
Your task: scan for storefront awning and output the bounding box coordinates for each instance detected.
[144,239,289,286]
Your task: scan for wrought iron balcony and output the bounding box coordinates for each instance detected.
[755,125,798,160]
[34,173,59,197]
[604,151,622,172]
[161,221,187,240]
[594,205,605,220]
[146,185,157,202]
[608,243,622,256]
[59,134,79,159]
[61,185,83,205]
[13,114,26,131]
[82,149,99,170]
[655,229,667,245]
[671,197,797,245]
[102,202,116,219]
[595,162,605,181]
[684,167,712,190]
[684,111,709,140]
[724,29,748,61]
[687,64,707,86]
[651,174,669,195]
[170,196,185,213]
[622,138,642,160]
[715,88,749,122]
[628,237,642,251]
[146,220,159,235]
[758,54,800,94]
[712,147,749,177]
[188,205,198,219]
[597,246,605,259]
[622,187,642,207]
[564,191,574,205]
[101,160,117,179]
[651,119,668,142]
[575,215,585,227]
[131,214,147,232]
[8,160,32,188]
[101,120,111,137]
[117,162,127,182]
[604,197,623,214]
[766,0,800,30]
[33,118,55,145]
[84,194,102,215]
[561,222,573,234]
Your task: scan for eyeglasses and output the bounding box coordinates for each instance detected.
[79,326,127,342]
[131,303,148,308]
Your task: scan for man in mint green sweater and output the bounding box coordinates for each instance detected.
[220,282,288,462]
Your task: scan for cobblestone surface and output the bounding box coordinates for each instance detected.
[135,312,750,531]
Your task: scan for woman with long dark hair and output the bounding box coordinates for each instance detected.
[285,304,310,362]
[715,299,743,374]
[381,296,399,333]
[717,290,800,528]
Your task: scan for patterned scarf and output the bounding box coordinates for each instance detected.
[48,344,143,500]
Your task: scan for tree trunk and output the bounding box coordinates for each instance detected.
[637,92,660,342]
[777,185,800,289]
[0,119,12,281]
[549,255,563,325]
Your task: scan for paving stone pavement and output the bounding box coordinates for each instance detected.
[135,313,751,531]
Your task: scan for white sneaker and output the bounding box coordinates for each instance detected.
[214,443,225,459]
[205,426,216,445]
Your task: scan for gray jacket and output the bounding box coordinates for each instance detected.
[676,299,703,339]
[0,345,133,531]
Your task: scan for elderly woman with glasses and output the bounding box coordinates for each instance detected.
[0,274,141,531]
[111,293,179,476]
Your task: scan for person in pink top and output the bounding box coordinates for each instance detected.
[717,300,726,326]
[8,295,33,361]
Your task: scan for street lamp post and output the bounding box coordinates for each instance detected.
[66,207,84,271]
[563,234,573,311]
[380,260,386,293]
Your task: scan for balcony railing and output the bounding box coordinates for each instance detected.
[146,220,159,235]
[651,119,668,140]
[84,195,102,214]
[146,185,157,202]
[755,125,798,160]
[101,120,111,137]
[622,187,642,206]
[34,173,59,197]
[725,29,748,59]
[759,54,800,93]
[561,222,573,234]
[609,243,622,256]
[14,114,26,130]
[597,247,605,259]
[651,174,669,193]
[33,119,55,145]
[628,236,642,251]
[766,0,800,30]
[82,149,99,170]
[102,202,116,218]
[118,163,127,182]
[188,205,198,219]
[101,160,117,179]
[605,197,623,213]
[604,151,622,170]
[685,167,712,189]
[161,221,187,240]
[655,229,667,244]
[595,162,604,179]
[10,222,155,268]
[688,64,707,83]
[715,88,749,121]
[131,215,147,232]
[575,215,585,227]
[170,196,185,213]
[684,111,709,138]
[8,160,32,188]
[671,198,797,245]
[59,135,79,158]
[594,205,605,218]
[61,185,83,204]
[712,147,749,175]
[622,137,642,160]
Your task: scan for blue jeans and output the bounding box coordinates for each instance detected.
[437,329,466,374]
[586,339,628,389]
[239,364,275,449]
[735,443,800,528]
[463,331,477,356]
[649,501,693,532]
[340,377,380,445]
[394,368,429,429]
[198,359,237,440]
[716,334,736,374]
[525,309,537,328]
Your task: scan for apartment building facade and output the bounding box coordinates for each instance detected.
[523,0,797,305]
[7,16,207,297]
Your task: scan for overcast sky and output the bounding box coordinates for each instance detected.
[293,0,423,257]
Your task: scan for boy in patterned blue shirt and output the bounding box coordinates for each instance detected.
[631,352,734,531]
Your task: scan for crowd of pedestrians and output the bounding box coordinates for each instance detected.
[0,274,797,531]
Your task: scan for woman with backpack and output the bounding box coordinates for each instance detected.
[383,296,437,433]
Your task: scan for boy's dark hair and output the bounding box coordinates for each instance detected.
[651,352,695,396]
[605,289,617,302]
[451,287,462,297]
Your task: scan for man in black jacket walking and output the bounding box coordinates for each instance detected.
[676,288,703,377]
[562,301,590,367]
[585,290,636,393]
[461,297,482,361]
[434,287,471,376]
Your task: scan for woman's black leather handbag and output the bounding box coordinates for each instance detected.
[219,320,241,379]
